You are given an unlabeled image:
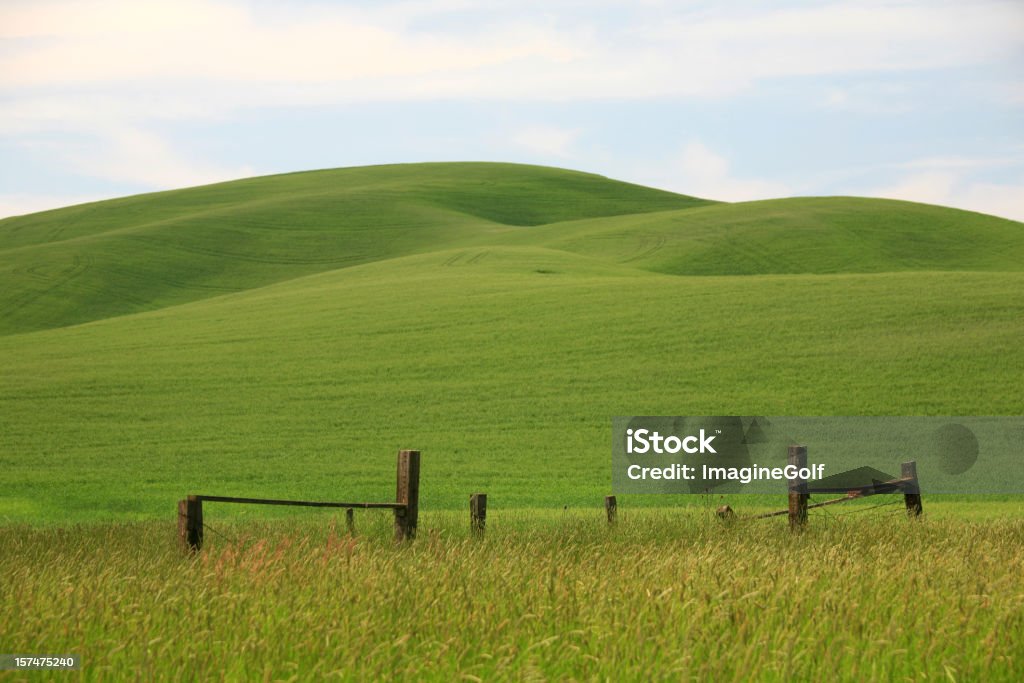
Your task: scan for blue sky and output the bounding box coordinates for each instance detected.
[2,0,1023,220]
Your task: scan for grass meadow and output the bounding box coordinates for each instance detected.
[2,506,1022,681]
[1,261,1020,520]
[2,163,1022,679]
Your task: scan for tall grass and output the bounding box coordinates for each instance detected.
[2,510,1021,681]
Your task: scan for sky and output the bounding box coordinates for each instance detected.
[1,0,1023,221]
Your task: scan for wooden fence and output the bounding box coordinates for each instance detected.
[178,449,419,552]
[752,445,923,528]
[178,445,923,550]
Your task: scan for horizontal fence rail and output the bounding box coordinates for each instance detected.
[805,477,914,496]
[178,449,420,552]
[194,495,404,509]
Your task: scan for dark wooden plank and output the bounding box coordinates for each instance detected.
[604,495,617,525]
[394,449,421,541]
[185,494,203,552]
[807,476,913,496]
[901,460,923,517]
[788,445,809,530]
[177,499,188,552]
[195,495,401,509]
[471,493,487,535]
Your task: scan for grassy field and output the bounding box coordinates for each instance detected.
[1,259,1023,519]
[1,164,1023,520]
[1,162,1022,679]
[2,508,1021,681]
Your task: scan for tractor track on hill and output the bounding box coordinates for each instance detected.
[0,253,93,325]
[621,231,667,263]
[442,251,490,266]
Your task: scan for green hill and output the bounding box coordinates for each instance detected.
[3,163,1023,337]
[0,163,1022,522]
[0,163,709,336]
[493,196,1024,275]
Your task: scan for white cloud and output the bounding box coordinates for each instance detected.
[0,0,240,38]
[869,171,959,207]
[0,0,579,88]
[0,192,118,219]
[510,125,581,158]
[647,2,1023,79]
[894,154,1024,171]
[22,127,254,189]
[958,181,1024,222]
[866,171,1024,222]
[89,129,254,187]
[1000,82,1024,106]
[640,141,791,202]
[824,88,849,108]
[818,83,914,114]
[0,125,254,217]
[1,0,1020,108]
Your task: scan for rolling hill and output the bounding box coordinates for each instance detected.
[1,163,1022,521]
[0,163,709,336]
[492,196,1024,275]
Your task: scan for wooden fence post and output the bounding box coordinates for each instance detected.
[901,460,923,517]
[394,450,421,541]
[470,493,487,536]
[177,499,187,551]
[605,495,617,525]
[178,495,203,552]
[788,445,808,530]
[346,508,355,534]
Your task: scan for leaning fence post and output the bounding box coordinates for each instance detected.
[605,495,617,525]
[788,445,808,530]
[901,460,923,517]
[470,493,487,536]
[394,450,421,541]
[178,495,203,552]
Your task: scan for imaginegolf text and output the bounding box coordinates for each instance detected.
[626,463,826,484]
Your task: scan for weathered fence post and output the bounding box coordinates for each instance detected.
[901,460,923,517]
[788,445,809,530]
[177,499,187,550]
[346,508,355,534]
[605,495,617,525]
[178,495,203,552]
[394,449,421,541]
[470,493,487,536]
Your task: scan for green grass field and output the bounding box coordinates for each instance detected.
[1,162,1022,679]
[3,511,1022,681]
[1,163,1022,520]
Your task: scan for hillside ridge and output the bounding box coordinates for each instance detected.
[1,162,1021,337]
